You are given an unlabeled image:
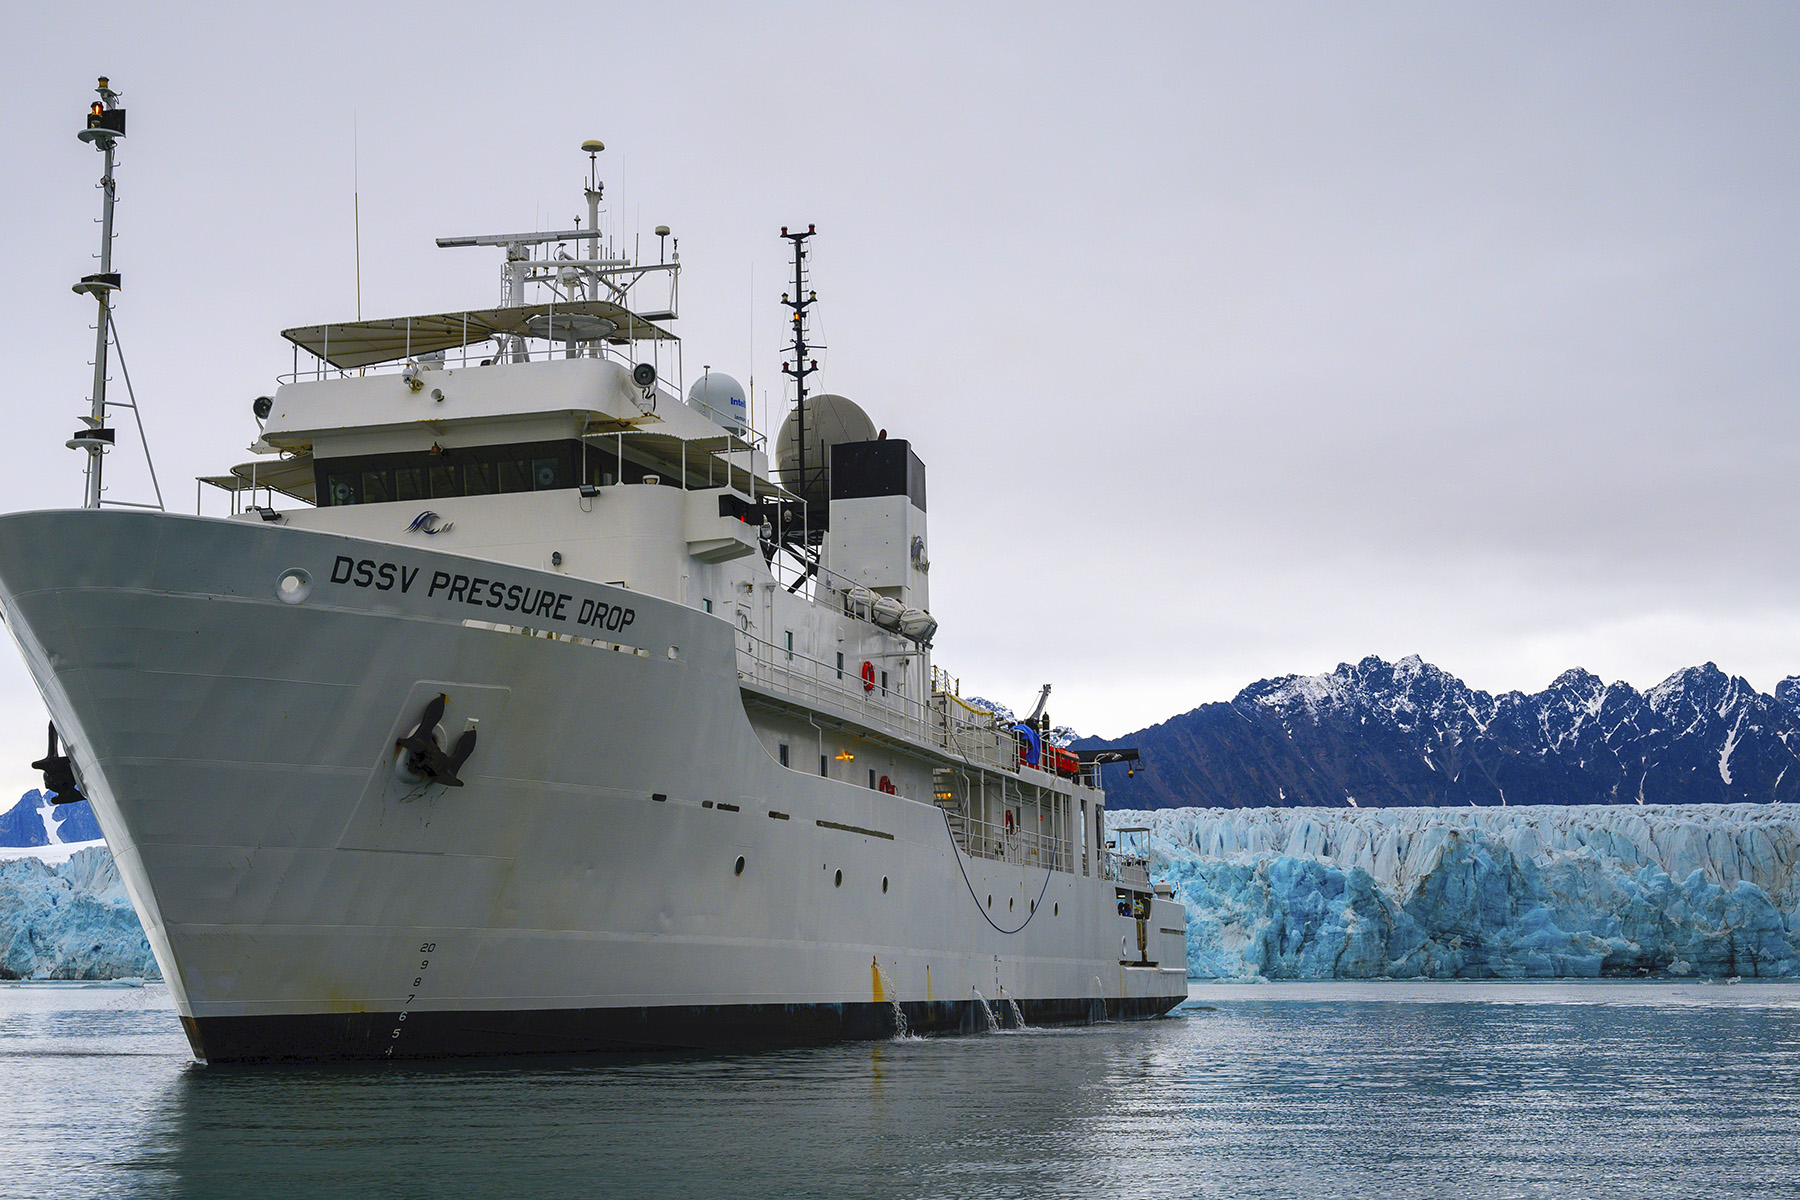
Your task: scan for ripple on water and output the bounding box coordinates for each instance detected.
[1,981,1798,1199]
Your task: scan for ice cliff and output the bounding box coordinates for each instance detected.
[1113,803,1800,980]
[5,792,1796,983]
[0,847,158,980]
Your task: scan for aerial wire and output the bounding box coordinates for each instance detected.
[353,111,362,321]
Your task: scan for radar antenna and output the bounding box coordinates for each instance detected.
[69,76,162,511]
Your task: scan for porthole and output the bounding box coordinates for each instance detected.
[881,876,889,894]
[1009,897,1014,912]
[1054,903,1059,916]
[1030,899,1035,913]
[734,856,745,876]
[834,869,843,888]
[275,568,311,605]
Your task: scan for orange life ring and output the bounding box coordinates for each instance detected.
[861,660,876,692]
[1004,809,1015,835]
[879,775,895,794]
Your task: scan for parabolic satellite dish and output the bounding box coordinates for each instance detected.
[775,394,876,518]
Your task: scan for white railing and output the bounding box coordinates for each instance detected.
[278,332,663,384]
[1103,851,1151,887]
[736,629,939,750]
[948,810,1076,873]
[735,629,1083,788]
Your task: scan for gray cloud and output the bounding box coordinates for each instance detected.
[1,2,1797,781]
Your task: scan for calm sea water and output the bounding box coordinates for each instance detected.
[2,981,1797,1199]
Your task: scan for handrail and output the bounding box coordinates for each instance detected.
[949,810,1075,874]
[736,627,938,748]
[733,628,1071,785]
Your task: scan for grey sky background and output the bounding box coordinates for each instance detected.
[2,3,1798,799]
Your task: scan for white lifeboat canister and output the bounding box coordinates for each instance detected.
[898,608,937,644]
[871,595,904,630]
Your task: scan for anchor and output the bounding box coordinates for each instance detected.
[395,694,477,787]
[31,723,89,806]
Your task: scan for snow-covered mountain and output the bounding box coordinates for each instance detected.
[1088,656,1800,809]
[0,790,103,849]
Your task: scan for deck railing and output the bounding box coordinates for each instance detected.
[946,810,1076,873]
[734,628,1072,782]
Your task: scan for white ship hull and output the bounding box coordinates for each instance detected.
[0,510,1186,1060]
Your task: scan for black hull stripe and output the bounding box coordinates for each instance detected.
[182,994,1185,1063]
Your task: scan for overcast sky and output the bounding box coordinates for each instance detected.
[2,3,1798,799]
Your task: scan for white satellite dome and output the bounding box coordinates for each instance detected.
[775,394,877,514]
[687,370,747,435]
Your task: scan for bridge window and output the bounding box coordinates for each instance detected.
[316,439,583,507]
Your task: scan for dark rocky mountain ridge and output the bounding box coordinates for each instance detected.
[1084,655,1800,810]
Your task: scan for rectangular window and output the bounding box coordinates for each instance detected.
[880,670,889,695]
[496,456,531,494]
[836,652,844,679]
[778,743,790,767]
[820,754,828,777]
[784,631,794,661]
[315,438,586,507]
[393,466,427,503]
[702,598,714,614]
[868,769,876,789]
[323,473,358,507]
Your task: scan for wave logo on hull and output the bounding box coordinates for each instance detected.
[406,511,454,535]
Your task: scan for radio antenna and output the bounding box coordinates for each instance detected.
[70,77,126,510]
[779,225,818,537]
[354,113,363,320]
[69,77,162,512]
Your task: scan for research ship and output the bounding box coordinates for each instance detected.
[0,83,1187,1061]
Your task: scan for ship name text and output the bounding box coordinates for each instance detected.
[327,555,636,632]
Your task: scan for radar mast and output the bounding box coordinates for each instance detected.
[69,76,162,512]
[779,225,820,547]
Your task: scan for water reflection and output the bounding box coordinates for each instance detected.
[6,982,1800,1199]
[123,1025,1202,1200]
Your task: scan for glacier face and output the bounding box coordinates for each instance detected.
[0,847,159,980]
[5,791,1796,983]
[1112,803,1800,981]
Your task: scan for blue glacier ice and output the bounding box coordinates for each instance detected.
[1111,804,1800,980]
[0,847,158,980]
